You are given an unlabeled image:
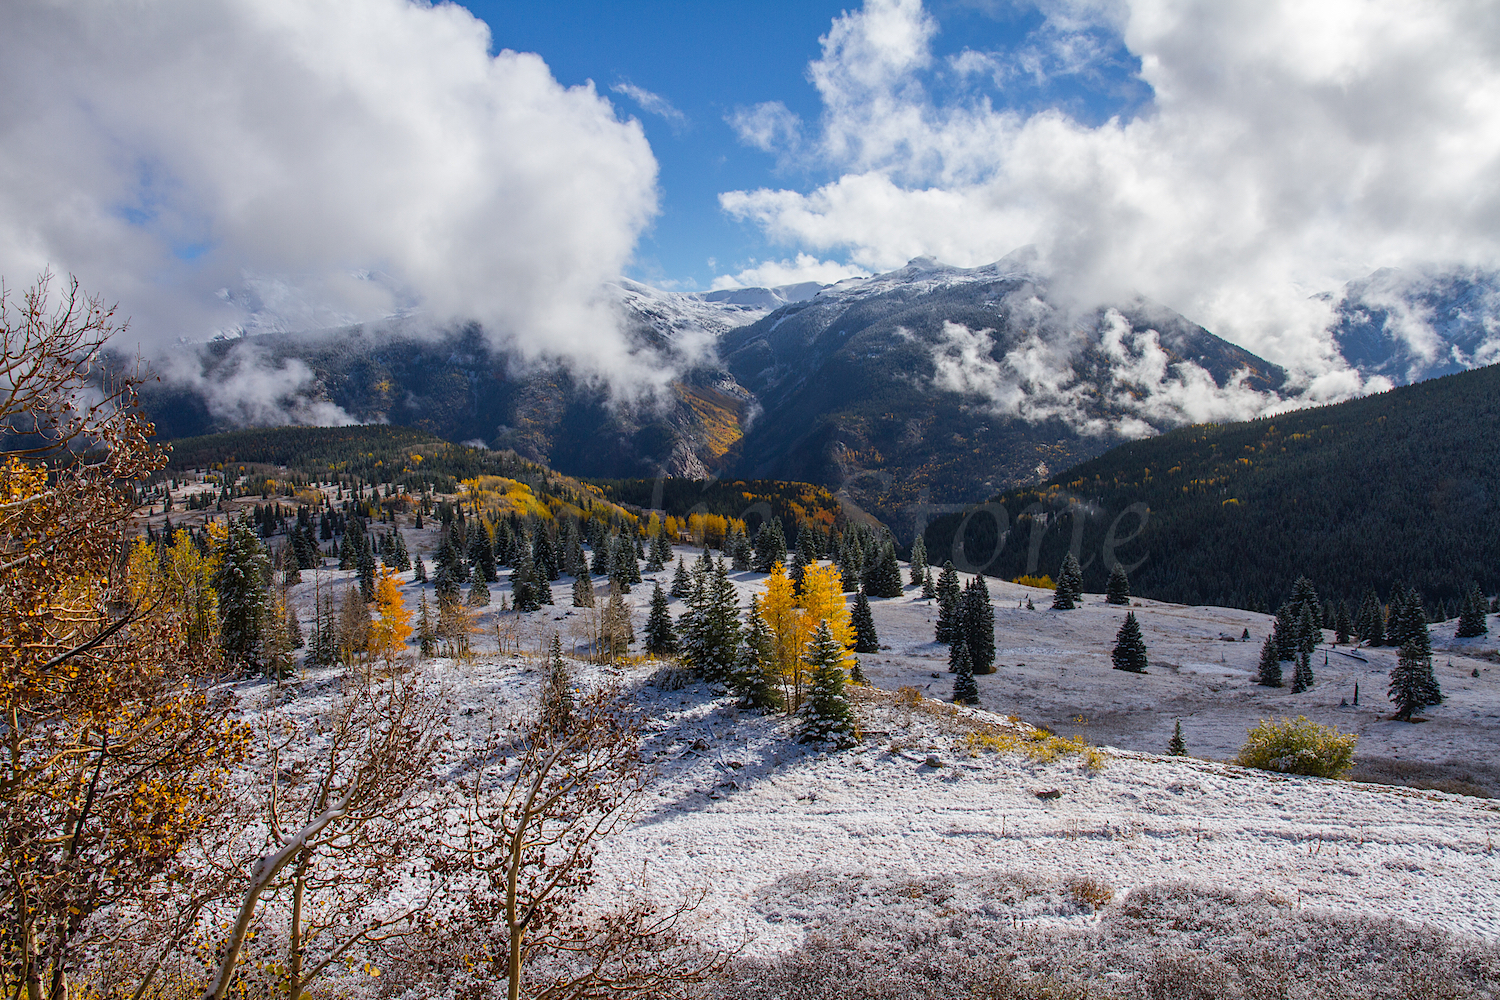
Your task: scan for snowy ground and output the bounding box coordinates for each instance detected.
[261,534,1500,960]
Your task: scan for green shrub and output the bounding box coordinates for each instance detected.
[1235,716,1358,779]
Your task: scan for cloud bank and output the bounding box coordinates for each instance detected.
[722,0,1500,379]
[0,0,660,388]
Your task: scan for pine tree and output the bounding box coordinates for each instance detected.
[865,541,904,598]
[1111,612,1148,673]
[1256,631,1283,687]
[934,561,962,643]
[1105,563,1131,605]
[1334,600,1352,645]
[1456,583,1489,638]
[213,518,269,670]
[643,582,678,656]
[799,620,855,746]
[951,641,979,705]
[670,556,691,598]
[960,576,996,673]
[310,590,339,666]
[412,554,427,583]
[1053,552,1083,610]
[920,566,935,600]
[851,589,879,653]
[1168,719,1187,756]
[732,596,784,712]
[908,533,928,587]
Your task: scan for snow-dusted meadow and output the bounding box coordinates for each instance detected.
[258,521,1500,973]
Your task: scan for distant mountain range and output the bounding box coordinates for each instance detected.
[136,253,1500,536]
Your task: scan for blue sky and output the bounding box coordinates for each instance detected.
[455,1,1148,290]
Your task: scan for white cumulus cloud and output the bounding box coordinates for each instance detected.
[0,0,661,386]
[710,254,868,290]
[721,0,1500,380]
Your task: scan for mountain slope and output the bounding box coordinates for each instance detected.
[1329,266,1500,385]
[923,363,1500,611]
[721,254,1288,532]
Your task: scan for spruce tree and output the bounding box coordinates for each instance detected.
[921,566,936,600]
[643,582,678,656]
[285,603,304,650]
[416,593,437,657]
[572,568,596,608]
[467,564,491,607]
[851,589,879,653]
[733,596,784,711]
[960,576,996,673]
[1334,600,1352,645]
[670,556,691,598]
[866,541,904,598]
[908,533,928,587]
[951,641,979,705]
[1111,611,1148,673]
[681,560,741,684]
[1053,552,1083,610]
[935,561,962,643]
[1273,602,1300,661]
[645,527,666,572]
[1456,583,1489,638]
[1105,562,1131,605]
[799,620,855,746]
[356,536,377,603]
[790,524,817,594]
[1390,639,1431,721]
[539,634,574,736]
[753,517,788,573]
[1256,631,1283,687]
[1384,586,1408,647]
[213,518,269,670]
[412,554,427,583]
[1396,599,1441,706]
[511,548,541,614]
[1168,719,1187,756]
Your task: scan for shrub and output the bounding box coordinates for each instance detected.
[1012,574,1055,590]
[1235,716,1358,778]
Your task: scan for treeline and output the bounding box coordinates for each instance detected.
[923,363,1500,611]
[164,424,562,495]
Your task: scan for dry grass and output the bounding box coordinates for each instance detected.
[856,685,1108,772]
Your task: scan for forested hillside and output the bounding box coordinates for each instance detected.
[165,424,562,494]
[924,364,1500,611]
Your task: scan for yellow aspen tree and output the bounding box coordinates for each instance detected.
[369,566,413,667]
[796,561,856,672]
[758,562,802,708]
